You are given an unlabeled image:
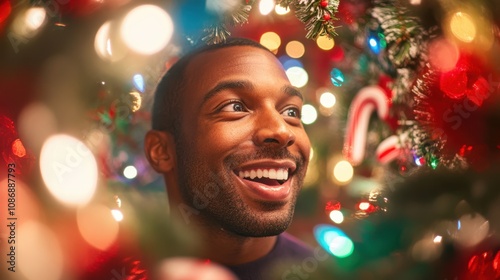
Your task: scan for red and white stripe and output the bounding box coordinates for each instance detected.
[343,86,390,166]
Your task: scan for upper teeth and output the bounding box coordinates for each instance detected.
[238,168,289,180]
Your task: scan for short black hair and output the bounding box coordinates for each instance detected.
[151,38,272,135]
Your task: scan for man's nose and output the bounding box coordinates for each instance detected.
[252,108,296,148]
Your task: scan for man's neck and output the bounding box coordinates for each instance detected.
[199,225,278,266]
[169,204,278,266]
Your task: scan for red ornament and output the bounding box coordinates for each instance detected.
[467,250,500,279]
[413,52,500,168]
[357,201,377,214]
[323,13,331,21]
[439,56,491,106]
[320,0,328,8]
[324,200,341,214]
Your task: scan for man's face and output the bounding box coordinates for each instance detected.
[174,45,311,237]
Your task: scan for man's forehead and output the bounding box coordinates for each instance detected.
[187,45,277,68]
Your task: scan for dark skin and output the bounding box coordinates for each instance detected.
[145,46,311,266]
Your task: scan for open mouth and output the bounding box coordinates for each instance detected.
[236,168,290,186]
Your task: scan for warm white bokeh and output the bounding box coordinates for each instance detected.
[12,7,46,38]
[260,31,281,51]
[286,66,308,88]
[333,160,354,183]
[40,134,98,206]
[18,221,64,280]
[301,104,317,125]
[121,5,174,55]
[77,204,119,250]
[123,165,138,179]
[259,0,275,15]
[319,91,336,108]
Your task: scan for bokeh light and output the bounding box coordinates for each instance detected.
[314,224,354,258]
[330,68,344,87]
[454,213,489,247]
[333,160,354,183]
[40,134,98,206]
[275,4,290,15]
[428,38,459,73]
[316,35,334,50]
[286,40,305,58]
[301,104,317,125]
[279,56,303,70]
[123,165,138,179]
[12,7,46,38]
[111,209,124,222]
[121,5,174,55]
[449,11,476,43]
[260,31,281,51]
[133,73,145,92]
[77,204,119,250]
[129,91,142,112]
[0,1,12,24]
[205,0,239,15]
[329,210,344,224]
[11,138,26,158]
[18,221,64,280]
[411,234,443,261]
[259,0,275,15]
[94,20,123,62]
[286,66,308,88]
[319,91,336,108]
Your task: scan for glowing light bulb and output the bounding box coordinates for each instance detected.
[77,204,119,250]
[121,5,174,54]
[40,134,98,206]
[316,35,334,50]
[260,31,281,51]
[329,210,344,224]
[301,104,317,125]
[133,74,145,92]
[275,4,290,15]
[111,209,124,222]
[319,91,336,108]
[286,66,308,88]
[259,0,275,15]
[286,40,305,58]
[333,160,353,183]
[12,138,26,158]
[129,91,142,112]
[450,11,476,43]
[123,165,138,179]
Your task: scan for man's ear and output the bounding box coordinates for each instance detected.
[144,130,176,173]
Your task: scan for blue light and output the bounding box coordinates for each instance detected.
[279,55,303,70]
[133,74,145,93]
[369,38,377,47]
[458,220,461,230]
[314,224,354,258]
[330,68,344,87]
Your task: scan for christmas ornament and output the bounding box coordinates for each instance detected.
[412,54,500,168]
[376,134,405,164]
[330,68,345,87]
[343,86,391,165]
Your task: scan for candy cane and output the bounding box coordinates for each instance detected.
[376,133,408,164]
[343,86,390,166]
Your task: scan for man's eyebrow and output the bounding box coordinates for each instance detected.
[282,85,303,101]
[201,80,254,106]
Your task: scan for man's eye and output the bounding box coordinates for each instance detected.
[282,108,300,118]
[220,101,246,112]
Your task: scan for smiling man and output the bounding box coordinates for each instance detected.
[145,38,315,279]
